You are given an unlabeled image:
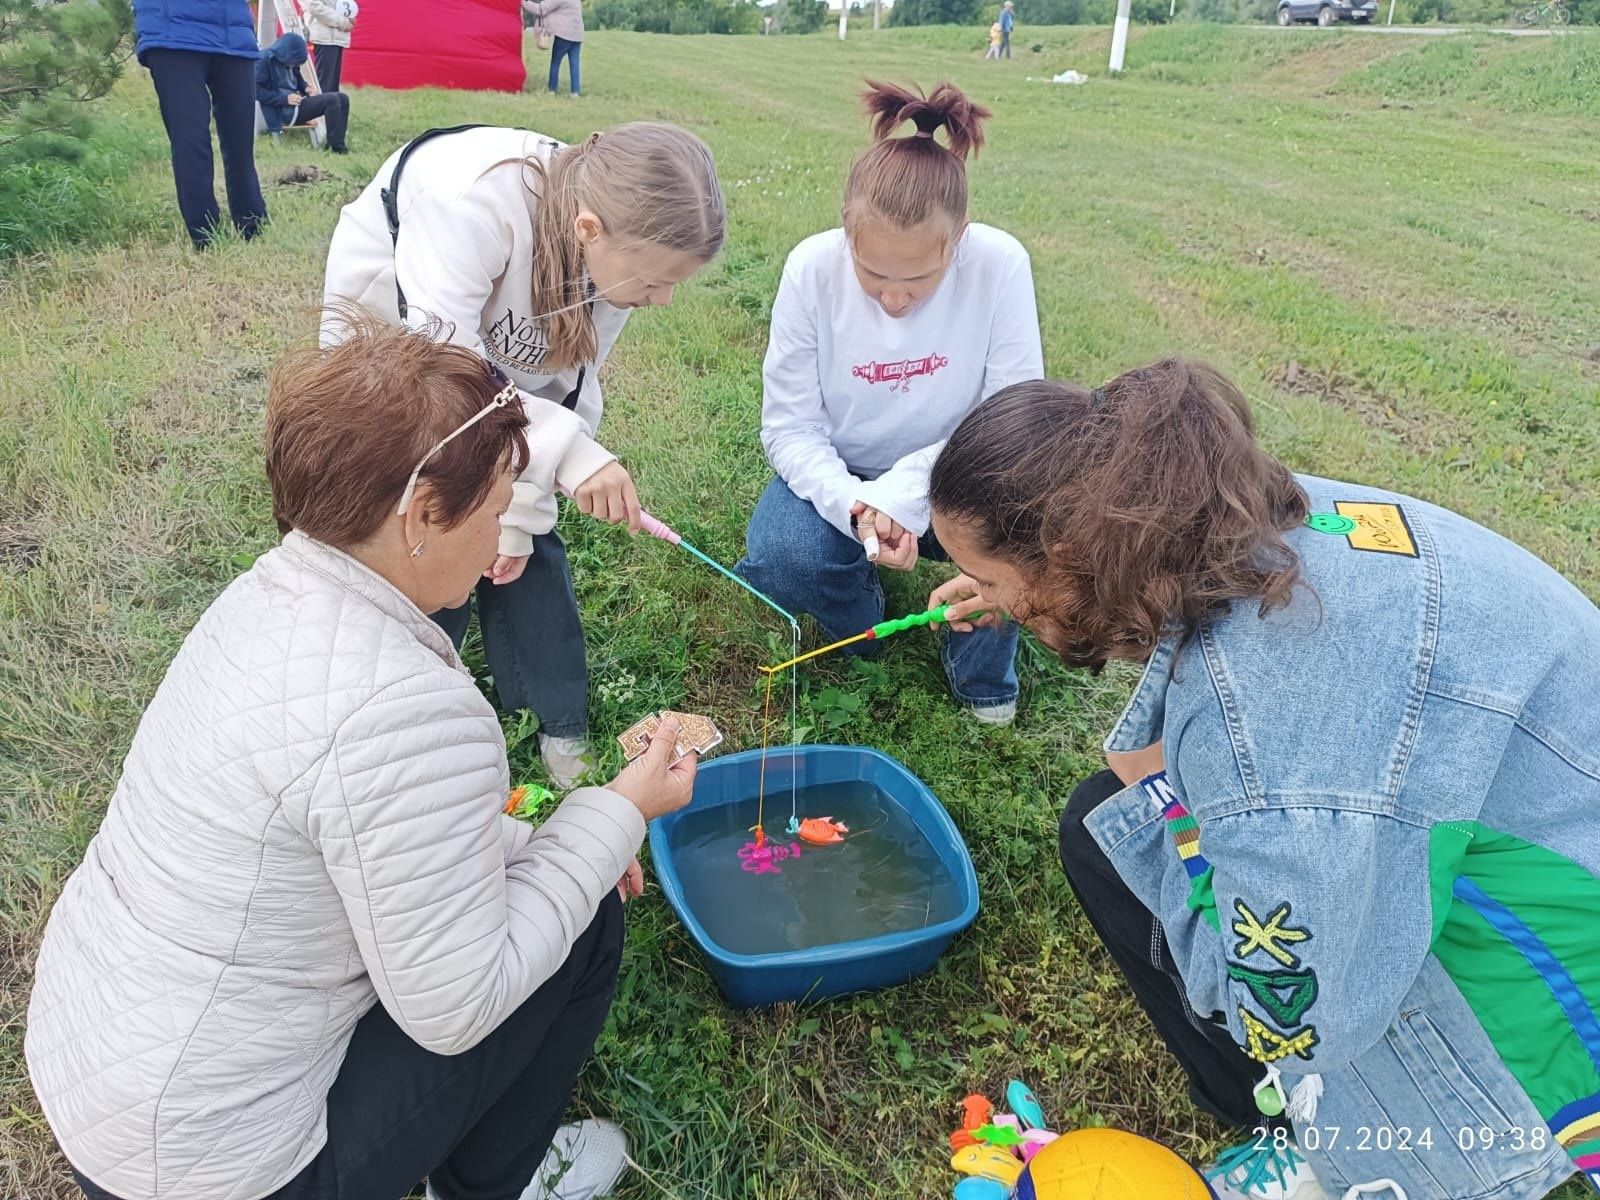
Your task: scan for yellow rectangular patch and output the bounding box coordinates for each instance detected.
[1335,501,1418,558]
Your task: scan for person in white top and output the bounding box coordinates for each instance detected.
[304,0,356,93]
[323,122,725,786]
[28,323,696,1200]
[735,80,1043,725]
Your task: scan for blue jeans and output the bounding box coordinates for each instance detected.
[430,532,588,738]
[735,477,1020,709]
[548,37,580,95]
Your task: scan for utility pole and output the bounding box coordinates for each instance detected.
[873,0,880,29]
[1109,0,1131,71]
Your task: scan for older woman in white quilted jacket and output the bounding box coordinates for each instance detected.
[26,323,695,1200]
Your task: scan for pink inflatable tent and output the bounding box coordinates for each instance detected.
[343,0,526,92]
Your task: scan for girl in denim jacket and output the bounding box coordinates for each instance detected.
[925,360,1600,1200]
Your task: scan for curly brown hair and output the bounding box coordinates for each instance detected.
[928,359,1310,671]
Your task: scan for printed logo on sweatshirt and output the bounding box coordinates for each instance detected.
[851,353,949,393]
[486,308,552,371]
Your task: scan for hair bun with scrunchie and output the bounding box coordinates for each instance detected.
[861,79,992,161]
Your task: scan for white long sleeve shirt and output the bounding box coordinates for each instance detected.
[761,223,1043,538]
[323,126,626,557]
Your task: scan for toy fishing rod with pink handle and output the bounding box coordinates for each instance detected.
[635,509,799,628]
[559,486,799,628]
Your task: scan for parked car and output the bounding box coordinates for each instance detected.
[1276,0,1377,22]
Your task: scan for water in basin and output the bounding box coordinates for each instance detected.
[665,779,964,956]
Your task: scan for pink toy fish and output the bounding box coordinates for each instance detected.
[737,839,802,875]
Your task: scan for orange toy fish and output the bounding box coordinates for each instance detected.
[795,817,849,845]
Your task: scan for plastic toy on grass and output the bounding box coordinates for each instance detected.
[952,1179,1009,1200]
[504,783,557,820]
[1006,1079,1046,1129]
[973,1123,1025,1148]
[961,1094,995,1131]
[952,1144,1025,1188]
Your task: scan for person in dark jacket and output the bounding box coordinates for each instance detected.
[255,34,350,155]
[133,0,267,249]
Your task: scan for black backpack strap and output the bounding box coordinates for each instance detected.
[562,365,586,410]
[380,123,492,319]
[381,125,591,405]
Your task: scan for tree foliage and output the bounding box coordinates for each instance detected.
[587,0,763,34]
[0,0,133,157]
[890,0,985,27]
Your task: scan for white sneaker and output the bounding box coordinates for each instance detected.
[540,734,594,789]
[967,700,1017,727]
[1207,1134,1328,1200]
[521,1118,629,1200]
[424,1121,628,1200]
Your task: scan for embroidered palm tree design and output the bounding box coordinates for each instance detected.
[1233,901,1310,968]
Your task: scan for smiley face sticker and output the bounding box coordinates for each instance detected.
[1305,512,1358,536]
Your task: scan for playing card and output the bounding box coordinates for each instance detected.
[618,711,723,763]
[661,710,723,757]
[617,714,661,762]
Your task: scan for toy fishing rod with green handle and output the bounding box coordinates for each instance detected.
[760,603,990,675]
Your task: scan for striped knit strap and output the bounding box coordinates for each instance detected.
[1143,771,1212,881]
[1142,771,1222,931]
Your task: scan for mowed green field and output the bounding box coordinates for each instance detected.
[2,23,1598,1200]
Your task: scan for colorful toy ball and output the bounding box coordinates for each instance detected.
[1014,1129,1218,1199]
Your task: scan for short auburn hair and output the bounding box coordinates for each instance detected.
[929,359,1310,671]
[266,318,530,548]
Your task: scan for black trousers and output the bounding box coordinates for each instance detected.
[1059,770,1277,1131]
[292,90,350,152]
[143,49,266,249]
[312,43,345,93]
[76,893,625,1200]
[432,532,589,738]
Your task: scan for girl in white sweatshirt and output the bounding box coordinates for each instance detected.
[735,81,1043,725]
[323,123,724,784]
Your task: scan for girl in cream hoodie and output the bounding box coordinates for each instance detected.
[324,122,724,785]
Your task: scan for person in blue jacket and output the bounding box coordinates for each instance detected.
[255,34,350,155]
[132,0,267,249]
[927,360,1600,1200]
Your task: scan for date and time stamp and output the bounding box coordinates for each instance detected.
[1251,1123,1552,1156]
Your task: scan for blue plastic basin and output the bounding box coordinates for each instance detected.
[648,744,980,1009]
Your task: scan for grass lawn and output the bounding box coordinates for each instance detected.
[3,21,1598,1200]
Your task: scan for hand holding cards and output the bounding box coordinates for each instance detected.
[609,712,705,823]
[618,710,724,764]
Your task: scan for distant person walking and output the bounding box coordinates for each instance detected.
[255,33,350,154]
[523,0,584,97]
[131,0,266,250]
[985,20,1002,58]
[1000,0,1016,57]
[305,0,358,93]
